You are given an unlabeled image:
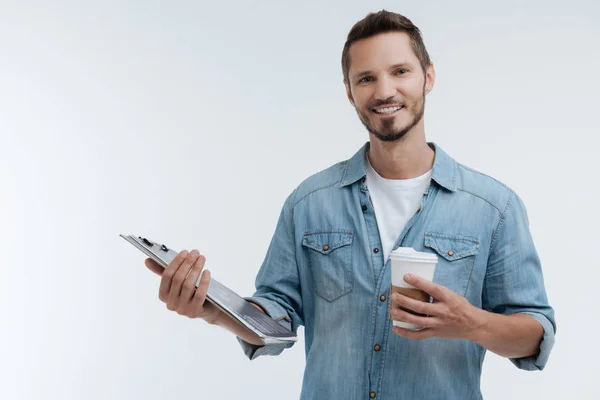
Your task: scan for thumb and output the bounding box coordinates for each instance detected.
[144,258,164,276]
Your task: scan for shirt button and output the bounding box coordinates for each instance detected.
[448,250,454,256]
[380,295,386,302]
[323,245,329,251]
[362,205,368,212]
[374,344,381,351]
[370,392,376,398]
[373,248,379,253]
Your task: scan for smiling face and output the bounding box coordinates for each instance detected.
[345,31,435,142]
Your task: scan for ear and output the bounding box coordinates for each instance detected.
[424,63,435,95]
[344,80,355,106]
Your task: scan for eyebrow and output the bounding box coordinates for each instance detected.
[353,63,412,80]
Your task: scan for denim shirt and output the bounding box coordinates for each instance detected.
[238,142,556,400]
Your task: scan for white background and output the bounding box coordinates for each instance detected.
[1,0,599,399]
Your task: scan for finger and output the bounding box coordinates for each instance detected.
[391,292,439,316]
[390,306,439,329]
[167,250,200,308]
[181,254,206,303]
[392,326,436,341]
[190,269,211,313]
[403,274,449,301]
[159,250,189,303]
[145,258,164,276]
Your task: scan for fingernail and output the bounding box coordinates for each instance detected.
[404,273,412,281]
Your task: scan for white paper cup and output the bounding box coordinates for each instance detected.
[390,247,438,330]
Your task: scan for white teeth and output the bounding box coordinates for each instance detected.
[373,106,401,114]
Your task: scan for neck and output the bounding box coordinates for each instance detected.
[367,126,434,180]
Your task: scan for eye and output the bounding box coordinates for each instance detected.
[396,68,408,75]
[358,76,373,83]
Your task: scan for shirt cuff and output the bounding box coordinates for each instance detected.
[510,312,556,371]
[236,296,295,360]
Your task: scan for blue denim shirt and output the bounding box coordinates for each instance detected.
[238,142,556,400]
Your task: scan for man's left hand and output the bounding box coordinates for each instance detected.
[390,273,485,341]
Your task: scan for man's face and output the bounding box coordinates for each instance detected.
[345,32,435,142]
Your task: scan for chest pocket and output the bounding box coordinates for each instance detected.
[424,232,480,296]
[302,231,354,302]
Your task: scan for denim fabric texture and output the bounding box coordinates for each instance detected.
[238,142,556,400]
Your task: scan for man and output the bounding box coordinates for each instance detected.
[145,10,556,400]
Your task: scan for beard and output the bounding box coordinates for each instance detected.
[355,87,426,142]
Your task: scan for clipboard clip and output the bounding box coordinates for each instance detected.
[138,236,170,253]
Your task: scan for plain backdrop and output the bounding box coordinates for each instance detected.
[1,0,599,399]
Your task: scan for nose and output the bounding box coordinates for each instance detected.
[373,75,397,101]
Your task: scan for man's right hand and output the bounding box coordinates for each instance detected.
[144,250,223,324]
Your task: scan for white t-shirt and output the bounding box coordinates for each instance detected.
[365,157,432,262]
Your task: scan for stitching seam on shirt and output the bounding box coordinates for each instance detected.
[458,163,512,191]
[289,189,305,325]
[293,181,340,208]
[489,189,514,252]
[378,294,392,397]
[426,232,480,243]
[290,188,297,222]
[456,188,504,213]
[303,231,354,235]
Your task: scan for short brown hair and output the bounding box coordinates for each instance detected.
[341,10,432,84]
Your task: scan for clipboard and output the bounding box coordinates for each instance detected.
[120,234,297,345]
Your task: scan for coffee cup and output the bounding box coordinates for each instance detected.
[389,247,438,330]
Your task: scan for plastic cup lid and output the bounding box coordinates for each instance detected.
[390,247,438,263]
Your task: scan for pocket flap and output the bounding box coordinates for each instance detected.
[424,232,480,261]
[302,231,353,255]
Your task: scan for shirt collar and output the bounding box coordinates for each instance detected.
[340,141,458,192]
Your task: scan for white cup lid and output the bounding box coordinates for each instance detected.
[390,247,438,263]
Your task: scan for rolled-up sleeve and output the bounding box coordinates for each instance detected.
[483,190,556,370]
[237,192,304,360]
